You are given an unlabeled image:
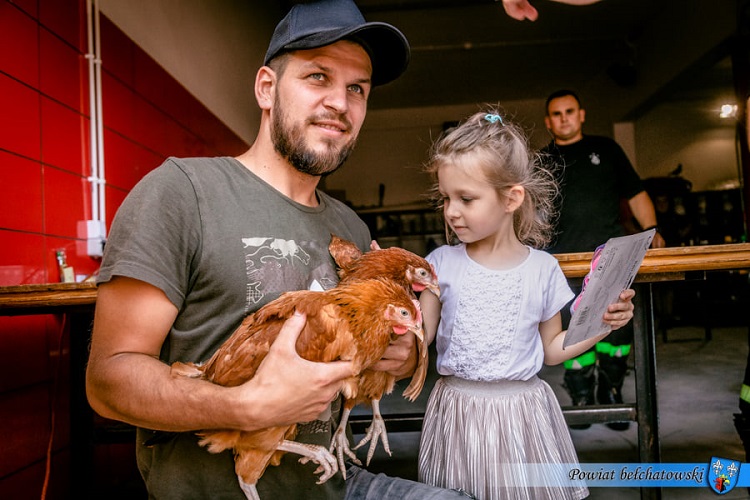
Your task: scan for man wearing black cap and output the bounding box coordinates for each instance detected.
[86,0,467,498]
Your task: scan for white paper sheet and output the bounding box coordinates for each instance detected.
[562,229,656,349]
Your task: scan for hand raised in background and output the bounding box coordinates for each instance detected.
[500,0,602,22]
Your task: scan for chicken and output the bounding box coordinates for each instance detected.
[327,234,439,471]
[329,234,440,298]
[170,277,424,500]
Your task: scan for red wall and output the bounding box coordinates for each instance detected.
[0,0,247,497]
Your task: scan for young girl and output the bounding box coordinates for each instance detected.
[417,108,635,499]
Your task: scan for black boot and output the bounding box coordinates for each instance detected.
[563,364,596,430]
[733,413,750,462]
[597,354,630,431]
[734,412,750,495]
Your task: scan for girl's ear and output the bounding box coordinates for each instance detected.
[256,66,276,110]
[505,185,525,213]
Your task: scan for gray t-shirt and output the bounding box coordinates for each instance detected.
[97,156,371,499]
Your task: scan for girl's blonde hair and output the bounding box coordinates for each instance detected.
[424,106,559,248]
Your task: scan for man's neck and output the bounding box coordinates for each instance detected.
[235,144,321,207]
[554,134,584,147]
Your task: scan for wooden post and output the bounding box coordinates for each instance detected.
[734,1,750,240]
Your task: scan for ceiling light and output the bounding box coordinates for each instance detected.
[719,104,737,118]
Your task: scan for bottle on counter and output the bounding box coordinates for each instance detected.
[55,249,75,283]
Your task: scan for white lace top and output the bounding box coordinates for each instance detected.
[427,244,574,382]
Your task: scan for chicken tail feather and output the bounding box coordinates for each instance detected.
[197,430,241,453]
[402,337,428,401]
[402,367,426,401]
[170,361,205,379]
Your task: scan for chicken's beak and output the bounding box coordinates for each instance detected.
[428,265,440,297]
[410,324,425,344]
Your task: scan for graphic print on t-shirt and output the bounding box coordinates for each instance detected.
[240,237,338,314]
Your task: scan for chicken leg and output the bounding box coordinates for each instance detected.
[278,439,339,482]
[237,439,338,500]
[238,480,261,500]
[329,404,362,479]
[352,399,391,466]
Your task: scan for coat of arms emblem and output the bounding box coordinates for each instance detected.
[708,457,740,494]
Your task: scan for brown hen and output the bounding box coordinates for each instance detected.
[171,277,424,500]
[327,234,439,471]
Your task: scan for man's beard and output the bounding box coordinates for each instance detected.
[271,100,357,177]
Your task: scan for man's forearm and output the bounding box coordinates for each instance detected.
[85,352,259,432]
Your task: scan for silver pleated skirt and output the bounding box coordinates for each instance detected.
[418,376,589,500]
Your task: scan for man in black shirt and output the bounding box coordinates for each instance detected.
[541,89,665,430]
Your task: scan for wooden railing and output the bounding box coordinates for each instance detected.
[0,281,96,314]
[0,243,750,315]
[556,242,750,279]
[3,244,748,313]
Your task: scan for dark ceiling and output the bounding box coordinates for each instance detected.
[360,0,655,108]
[276,0,743,125]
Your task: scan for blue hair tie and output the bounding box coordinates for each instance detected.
[484,113,503,124]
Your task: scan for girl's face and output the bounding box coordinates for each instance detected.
[438,162,515,244]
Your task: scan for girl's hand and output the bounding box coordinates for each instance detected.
[603,289,635,330]
[370,332,418,380]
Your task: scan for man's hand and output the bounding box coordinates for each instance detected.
[370,331,418,381]
[603,288,636,330]
[651,231,666,249]
[243,312,355,429]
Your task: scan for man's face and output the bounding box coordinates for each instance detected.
[271,40,372,176]
[545,95,586,146]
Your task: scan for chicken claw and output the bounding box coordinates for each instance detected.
[277,440,339,484]
[329,406,362,479]
[352,399,391,465]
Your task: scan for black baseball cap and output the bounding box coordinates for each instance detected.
[264,0,410,86]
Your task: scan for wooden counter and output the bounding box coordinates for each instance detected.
[2,243,748,308]
[556,242,750,280]
[0,281,97,314]
[0,281,98,497]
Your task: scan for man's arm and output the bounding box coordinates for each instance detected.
[628,190,666,248]
[85,276,354,432]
